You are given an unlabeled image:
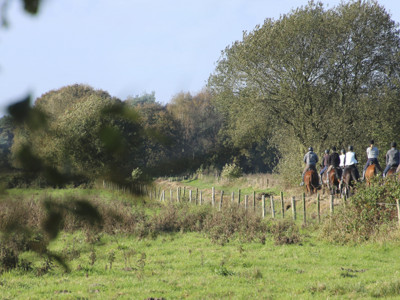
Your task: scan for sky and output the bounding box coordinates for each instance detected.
[1,0,400,115]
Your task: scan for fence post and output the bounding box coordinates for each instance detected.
[189,190,192,203]
[330,195,334,215]
[245,195,248,211]
[270,195,275,218]
[292,196,296,220]
[170,189,173,203]
[253,191,256,212]
[219,191,224,211]
[280,191,285,218]
[231,191,234,204]
[196,188,199,204]
[396,199,400,227]
[262,195,266,218]
[302,193,306,225]
[238,189,241,204]
[177,187,180,203]
[212,187,215,207]
[317,193,320,223]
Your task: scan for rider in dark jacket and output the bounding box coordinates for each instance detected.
[327,146,341,180]
[383,142,400,177]
[300,147,319,186]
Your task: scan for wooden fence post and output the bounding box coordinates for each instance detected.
[270,195,275,218]
[177,187,180,203]
[262,195,266,219]
[317,193,320,223]
[219,191,224,211]
[396,199,400,227]
[292,196,296,220]
[238,189,241,204]
[245,195,248,211]
[231,191,234,204]
[196,188,199,204]
[302,193,306,225]
[280,191,285,218]
[189,190,192,203]
[253,191,256,212]
[330,195,334,215]
[212,187,215,207]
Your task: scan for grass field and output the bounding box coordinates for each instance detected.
[1,180,400,299]
[2,230,400,299]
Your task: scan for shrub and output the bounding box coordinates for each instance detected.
[270,219,301,245]
[221,163,242,180]
[321,177,399,244]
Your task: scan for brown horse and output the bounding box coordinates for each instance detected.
[328,168,340,195]
[365,164,377,187]
[341,167,354,198]
[304,169,319,195]
[386,166,398,177]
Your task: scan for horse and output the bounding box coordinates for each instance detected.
[341,167,355,198]
[328,168,341,196]
[304,168,319,195]
[386,166,398,178]
[321,170,330,194]
[365,164,377,187]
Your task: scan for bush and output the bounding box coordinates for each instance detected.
[270,219,301,245]
[221,163,242,180]
[321,177,399,244]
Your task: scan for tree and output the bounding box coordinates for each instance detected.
[208,0,400,181]
[11,85,143,183]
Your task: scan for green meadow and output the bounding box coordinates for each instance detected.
[1,185,400,299]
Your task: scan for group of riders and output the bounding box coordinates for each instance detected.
[300,140,400,187]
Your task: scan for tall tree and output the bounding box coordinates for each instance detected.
[209,0,400,181]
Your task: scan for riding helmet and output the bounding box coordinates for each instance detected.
[308,147,313,151]
[341,149,345,154]
[324,149,329,154]
[348,145,353,151]
[392,142,397,148]
[332,146,336,151]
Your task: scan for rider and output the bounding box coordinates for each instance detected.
[362,139,383,180]
[339,149,346,173]
[300,147,319,186]
[383,142,400,177]
[327,146,341,180]
[343,145,360,182]
[319,149,330,180]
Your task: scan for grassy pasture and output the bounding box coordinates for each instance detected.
[1,179,400,299]
[2,230,400,299]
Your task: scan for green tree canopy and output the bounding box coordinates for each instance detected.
[208,0,400,181]
[11,84,143,183]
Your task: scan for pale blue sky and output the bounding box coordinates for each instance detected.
[1,0,399,114]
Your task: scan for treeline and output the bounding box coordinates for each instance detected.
[2,1,400,186]
[0,84,275,187]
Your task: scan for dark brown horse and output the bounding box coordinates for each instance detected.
[386,166,398,177]
[328,168,340,195]
[365,164,377,187]
[304,169,319,195]
[341,167,354,198]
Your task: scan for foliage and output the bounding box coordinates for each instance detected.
[10,85,144,183]
[209,0,400,181]
[221,163,243,179]
[321,177,400,244]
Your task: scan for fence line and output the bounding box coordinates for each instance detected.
[101,181,400,225]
